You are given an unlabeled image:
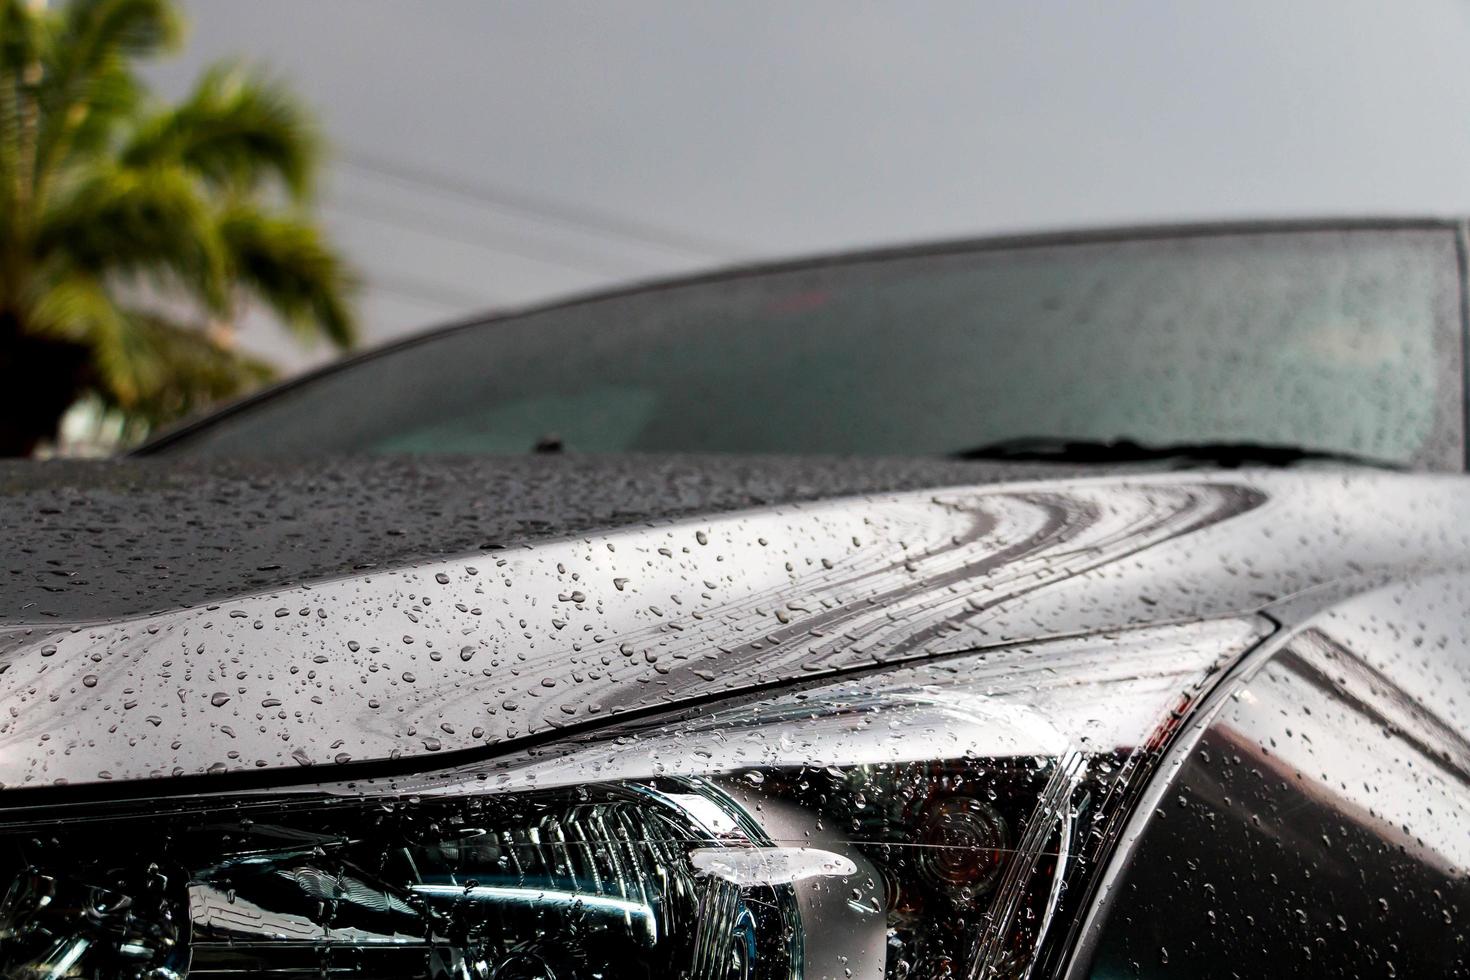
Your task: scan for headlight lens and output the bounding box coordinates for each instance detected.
[0,619,1263,980]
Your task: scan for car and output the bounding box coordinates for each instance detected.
[0,219,1466,978]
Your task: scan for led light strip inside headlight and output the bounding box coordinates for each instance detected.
[0,618,1264,980]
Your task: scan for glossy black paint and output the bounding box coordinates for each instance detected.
[6,220,1470,974]
[1075,573,1470,977]
[1,464,1469,791]
[0,454,1057,623]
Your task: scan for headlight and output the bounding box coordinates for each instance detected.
[0,619,1263,980]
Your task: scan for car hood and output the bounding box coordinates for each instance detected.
[0,455,1467,790]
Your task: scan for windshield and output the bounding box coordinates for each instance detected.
[150,226,1466,467]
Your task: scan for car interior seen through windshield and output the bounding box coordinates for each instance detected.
[150,226,1463,469]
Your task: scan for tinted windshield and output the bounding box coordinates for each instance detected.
[152,226,1465,467]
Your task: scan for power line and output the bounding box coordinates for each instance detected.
[323,193,643,279]
[337,148,746,261]
[368,271,500,312]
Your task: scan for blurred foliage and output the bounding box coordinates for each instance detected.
[0,0,356,455]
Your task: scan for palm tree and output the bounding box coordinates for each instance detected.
[0,0,356,456]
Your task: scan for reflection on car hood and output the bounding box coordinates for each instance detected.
[0,455,1466,789]
[0,454,1064,623]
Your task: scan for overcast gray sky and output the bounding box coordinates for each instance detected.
[149,1,1470,371]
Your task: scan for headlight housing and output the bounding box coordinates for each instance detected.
[0,619,1263,980]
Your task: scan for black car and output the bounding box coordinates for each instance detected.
[0,221,1466,978]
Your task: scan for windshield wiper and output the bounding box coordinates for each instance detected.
[949,436,1401,470]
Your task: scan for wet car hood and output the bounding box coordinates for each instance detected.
[0,454,1467,790]
[0,454,1082,623]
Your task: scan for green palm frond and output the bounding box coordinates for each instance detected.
[36,162,228,308]
[221,205,357,348]
[36,0,181,178]
[27,270,133,398]
[0,0,356,454]
[55,53,144,161]
[29,272,275,420]
[117,310,276,423]
[0,0,44,215]
[124,63,319,200]
[59,0,182,61]
[0,0,40,71]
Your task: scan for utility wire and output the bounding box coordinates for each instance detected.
[323,194,643,278]
[368,270,501,312]
[337,148,746,261]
